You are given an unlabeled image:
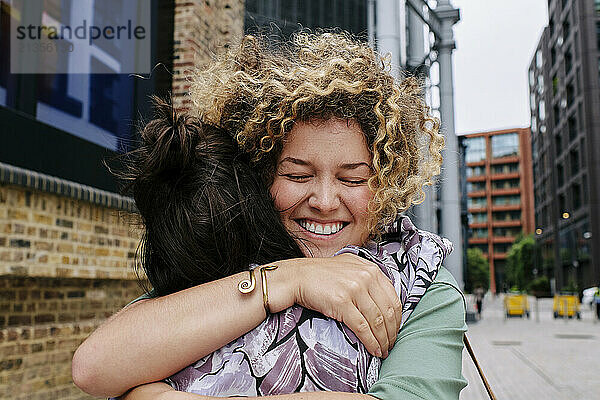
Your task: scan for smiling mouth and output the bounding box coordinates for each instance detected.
[296,219,348,236]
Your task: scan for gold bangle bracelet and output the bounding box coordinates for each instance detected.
[260,265,278,316]
[238,268,257,293]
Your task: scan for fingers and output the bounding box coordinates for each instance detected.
[353,287,390,357]
[368,277,401,353]
[340,302,383,358]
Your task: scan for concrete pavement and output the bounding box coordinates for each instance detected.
[460,294,600,400]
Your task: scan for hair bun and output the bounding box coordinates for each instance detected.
[140,96,200,173]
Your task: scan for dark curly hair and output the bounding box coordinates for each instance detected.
[122,98,304,296]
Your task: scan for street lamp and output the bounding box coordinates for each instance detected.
[562,212,570,219]
[535,228,543,235]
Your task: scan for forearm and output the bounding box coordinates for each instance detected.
[122,382,375,400]
[72,265,297,398]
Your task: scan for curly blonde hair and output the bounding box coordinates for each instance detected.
[189,31,444,237]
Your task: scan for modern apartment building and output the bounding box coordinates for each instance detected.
[461,128,535,293]
[528,0,600,292]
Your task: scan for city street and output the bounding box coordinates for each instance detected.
[460,294,600,400]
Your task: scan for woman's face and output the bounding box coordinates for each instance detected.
[270,118,373,257]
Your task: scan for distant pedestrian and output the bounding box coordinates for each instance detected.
[475,286,485,318]
[594,286,600,320]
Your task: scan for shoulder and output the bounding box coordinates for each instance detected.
[406,267,466,329]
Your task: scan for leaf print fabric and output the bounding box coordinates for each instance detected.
[160,216,452,397]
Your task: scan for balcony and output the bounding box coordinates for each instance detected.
[468,238,489,245]
[493,252,508,259]
[492,220,522,227]
[490,188,520,196]
[491,204,521,212]
[492,236,516,243]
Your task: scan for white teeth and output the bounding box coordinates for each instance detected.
[299,220,345,236]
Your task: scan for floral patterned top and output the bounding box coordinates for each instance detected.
[162,216,453,397]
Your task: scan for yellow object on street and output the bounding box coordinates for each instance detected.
[504,293,530,318]
[553,294,581,319]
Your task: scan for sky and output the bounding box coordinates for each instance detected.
[451,0,549,135]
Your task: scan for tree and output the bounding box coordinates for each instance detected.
[465,248,489,293]
[505,234,537,291]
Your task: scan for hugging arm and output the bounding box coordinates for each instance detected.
[121,382,376,400]
[72,254,401,398]
[367,269,468,400]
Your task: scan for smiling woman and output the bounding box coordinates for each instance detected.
[271,118,373,257]
[72,31,466,400]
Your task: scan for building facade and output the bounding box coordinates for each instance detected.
[528,0,600,292]
[461,128,535,293]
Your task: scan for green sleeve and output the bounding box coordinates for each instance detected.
[367,268,468,400]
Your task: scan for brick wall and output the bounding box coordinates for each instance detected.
[0,184,144,399]
[172,0,245,111]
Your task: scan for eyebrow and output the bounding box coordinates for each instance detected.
[279,157,372,170]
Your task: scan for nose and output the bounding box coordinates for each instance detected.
[307,181,341,213]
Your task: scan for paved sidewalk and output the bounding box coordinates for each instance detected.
[460,294,600,400]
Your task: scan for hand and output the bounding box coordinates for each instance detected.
[285,253,402,358]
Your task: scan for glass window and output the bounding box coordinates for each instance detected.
[570,148,579,175]
[492,210,521,222]
[557,164,564,187]
[492,195,521,206]
[537,75,544,94]
[465,137,486,163]
[467,181,486,192]
[467,166,486,177]
[491,179,520,190]
[529,69,535,86]
[469,244,489,255]
[536,50,543,68]
[568,115,577,141]
[494,243,512,254]
[539,100,546,120]
[468,197,487,209]
[469,212,488,223]
[491,163,519,174]
[470,228,488,239]
[572,183,581,210]
[493,227,522,237]
[492,133,519,158]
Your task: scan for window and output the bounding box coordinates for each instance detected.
[596,0,600,15]
[529,69,535,86]
[557,164,564,187]
[551,48,556,66]
[531,116,537,133]
[492,179,520,190]
[566,81,575,108]
[465,137,487,163]
[467,181,486,192]
[491,163,519,174]
[492,210,521,222]
[539,100,546,120]
[570,148,579,175]
[562,13,570,38]
[469,212,488,223]
[568,115,577,141]
[553,104,560,126]
[572,183,581,210]
[467,166,486,177]
[470,228,488,239]
[468,197,487,209]
[555,133,562,157]
[494,243,512,254]
[559,193,567,213]
[469,244,489,255]
[552,75,558,96]
[492,195,521,206]
[492,133,519,158]
[493,227,522,237]
[565,48,573,73]
[536,50,543,68]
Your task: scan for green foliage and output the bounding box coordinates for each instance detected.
[465,248,489,293]
[505,234,539,291]
[528,276,551,297]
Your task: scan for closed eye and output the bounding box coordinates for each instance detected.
[283,174,312,181]
[340,178,368,185]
